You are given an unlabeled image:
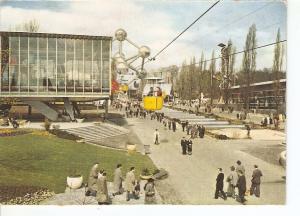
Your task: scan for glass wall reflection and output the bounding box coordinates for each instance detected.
[0,33,111,96]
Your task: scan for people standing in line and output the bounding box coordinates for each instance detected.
[144,178,156,204]
[236,160,245,175]
[214,168,227,200]
[163,118,167,128]
[199,125,205,138]
[246,124,251,138]
[250,165,263,198]
[86,162,99,196]
[236,170,247,204]
[153,129,160,145]
[168,120,172,130]
[172,120,176,132]
[226,166,238,198]
[96,171,110,205]
[187,124,191,135]
[181,121,186,132]
[187,139,193,155]
[112,164,124,196]
[125,167,136,201]
[181,137,187,155]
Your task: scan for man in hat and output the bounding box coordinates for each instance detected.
[250,165,263,197]
[214,168,227,200]
[236,160,245,175]
[181,137,187,155]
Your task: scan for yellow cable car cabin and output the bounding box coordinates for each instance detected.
[142,77,164,111]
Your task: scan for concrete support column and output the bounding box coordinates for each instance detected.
[104,99,108,119]
[28,105,32,116]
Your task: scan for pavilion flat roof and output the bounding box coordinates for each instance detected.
[0,31,112,40]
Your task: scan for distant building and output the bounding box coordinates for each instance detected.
[229,79,286,112]
[0,31,112,121]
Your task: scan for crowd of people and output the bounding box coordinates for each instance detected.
[214,160,263,205]
[112,99,265,205]
[85,163,157,205]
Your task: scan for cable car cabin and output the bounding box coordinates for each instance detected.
[142,77,165,111]
[143,95,163,110]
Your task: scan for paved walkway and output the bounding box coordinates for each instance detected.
[127,115,286,205]
[42,181,162,205]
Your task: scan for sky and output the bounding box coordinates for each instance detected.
[0,0,287,72]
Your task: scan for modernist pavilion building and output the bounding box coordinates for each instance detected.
[0,31,112,121]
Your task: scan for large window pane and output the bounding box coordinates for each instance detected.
[84,40,92,93]
[74,39,83,93]
[29,37,37,92]
[39,38,47,92]
[10,37,19,92]
[93,40,101,93]
[102,40,110,92]
[48,38,56,92]
[66,39,74,92]
[57,38,65,92]
[1,36,9,91]
[20,37,28,92]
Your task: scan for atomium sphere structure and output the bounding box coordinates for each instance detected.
[138,46,151,58]
[115,29,127,41]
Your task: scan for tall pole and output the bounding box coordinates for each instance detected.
[210,66,213,106]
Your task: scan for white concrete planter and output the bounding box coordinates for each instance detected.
[76,118,85,123]
[67,175,83,189]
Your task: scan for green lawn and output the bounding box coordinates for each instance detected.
[0,133,156,193]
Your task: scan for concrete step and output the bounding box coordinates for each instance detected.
[64,124,129,143]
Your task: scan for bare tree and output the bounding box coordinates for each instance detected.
[13,19,40,32]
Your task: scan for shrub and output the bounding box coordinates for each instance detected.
[43,119,51,131]
[50,129,80,141]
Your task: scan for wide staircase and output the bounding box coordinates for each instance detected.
[64,123,130,149]
[160,107,245,129]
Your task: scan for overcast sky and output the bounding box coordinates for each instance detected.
[0,0,287,72]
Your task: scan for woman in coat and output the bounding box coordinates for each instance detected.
[86,162,99,196]
[144,178,156,204]
[125,167,136,201]
[113,164,123,196]
[96,172,110,205]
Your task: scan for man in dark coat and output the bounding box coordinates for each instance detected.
[236,170,247,204]
[181,121,186,132]
[200,125,205,138]
[172,120,176,132]
[180,137,187,155]
[214,168,227,200]
[250,165,263,197]
[187,139,193,155]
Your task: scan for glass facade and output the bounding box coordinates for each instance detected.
[0,32,111,96]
